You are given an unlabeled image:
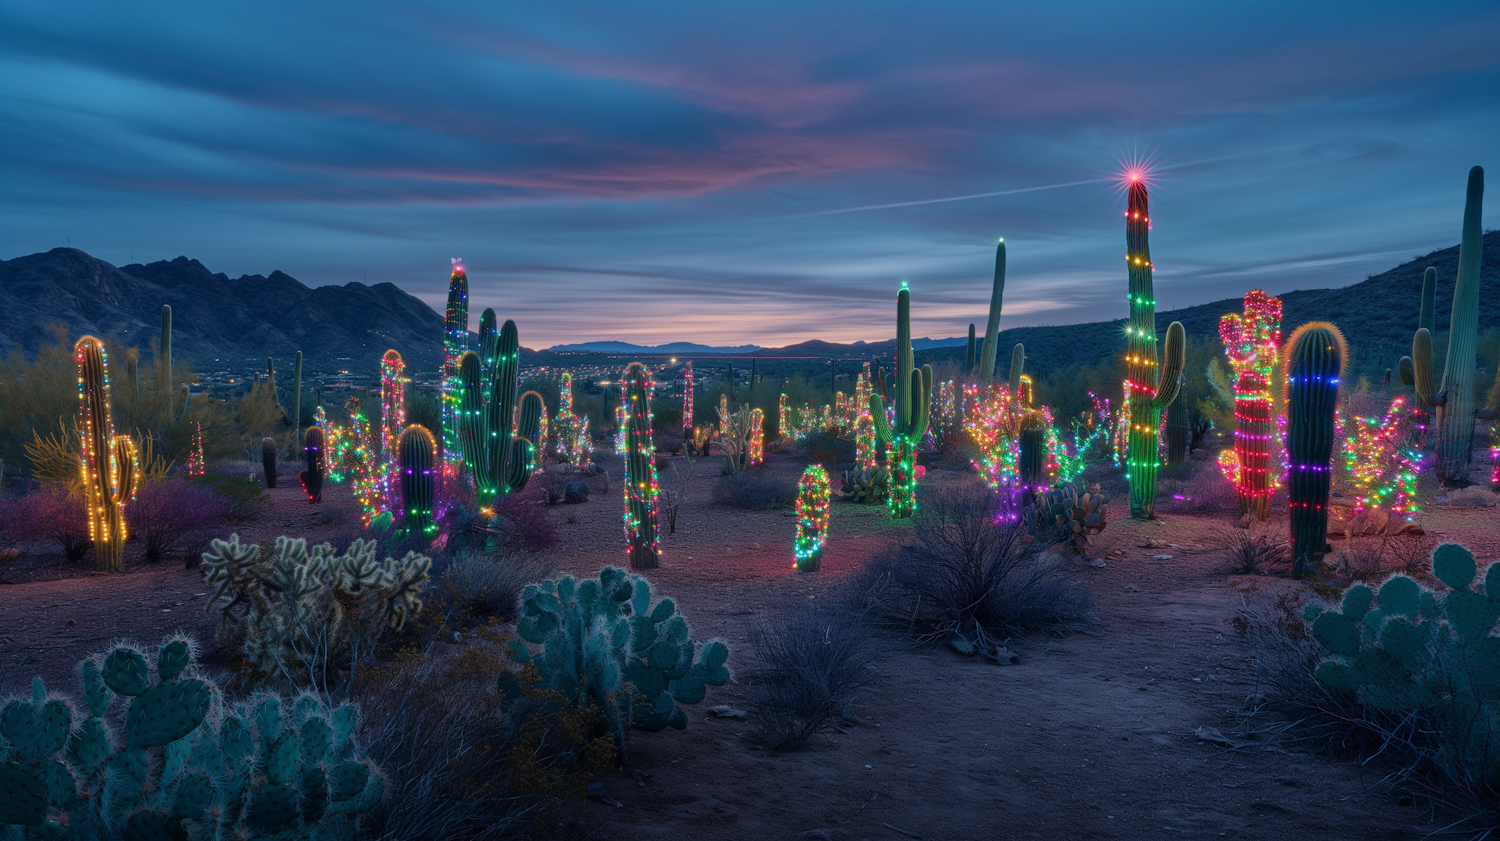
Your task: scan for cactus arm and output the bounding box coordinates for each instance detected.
[1150,322,1187,412]
[1419,266,1436,335]
[964,323,976,374]
[108,436,140,505]
[895,286,913,432]
[977,239,1006,381]
[869,394,892,445]
[1007,343,1025,394]
[909,364,932,440]
[1412,328,1447,406]
[478,308,498,376]
[1397,356,1415,387]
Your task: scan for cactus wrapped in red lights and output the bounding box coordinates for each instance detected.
[1285,322,1346,579]
[442,259,470,468]
[748,408,765,466]
[555,372,592,468]
[75,336,140,572]
[1218,290,1283,522]
[300,425,325,503]
[870,283,933,519]
[187,420,205,476]
[1120,177,1187,519]
[854,363,879,470]
[794,464,830,571]
[622,362,661,569]
[398,424,437,541]
[380,349,406,504]
[683,361,694,437]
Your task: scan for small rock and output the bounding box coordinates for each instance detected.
[565,481,591,504]
[948,638,976,656]
[751,543,762,549]
[1272,775,1300,787]
[1194,726,1235,746]
[1137,539,1164,548]
[708,706,747,719]
[1152,555,1174,560]
[1087,557,1107,568]
[985,646,1020,665]
[1190,448,1209,460]
[447,631,463,644]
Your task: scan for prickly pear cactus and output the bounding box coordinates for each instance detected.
[840,467,888,504]
[1307,542,1500,788]
[501,567,730,756]
[0,638,382,840]
[1025,480,1109,554]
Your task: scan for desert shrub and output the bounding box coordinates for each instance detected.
[358,635,616,841]
[1157,460,1237,513]
[500,567,730,758]
[201,534,431,690]
[854,484,1091,648]
[492,492,558,550]
[127,476,233,564]
[437,549,554,623]
[1209,523,1290,575]
[192,473,270,521]
[803,430,854,470]
[748,602,876,750]
[0,636,384,839]
[8,482,91,562]
[538,464,572,506]
[713,469,797,509]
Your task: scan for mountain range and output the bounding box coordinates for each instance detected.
[2,233,1496,376]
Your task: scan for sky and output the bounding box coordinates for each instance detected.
[2,1,1497,349]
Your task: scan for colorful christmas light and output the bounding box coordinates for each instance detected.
[441,259,469,468]
[380,350,406,508]
[1340,396,1423,517]
[622,362,661,569]
[748,408,765,466]
[1218,290,1282,521]
[794,464,831,571]
[683,361,694,437]
[187,421,205,476]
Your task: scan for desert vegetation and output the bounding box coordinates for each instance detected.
[1,167,1496,840]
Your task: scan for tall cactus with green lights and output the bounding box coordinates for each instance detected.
[398,425,437,542]
[871,284,933,518]
[976,239,1007,381]
[622,362,660,569]
[75,336,140,573]
[1285,322,1346,579]
[1402,167,1490,484]
[442,258,470,468]
[457,319,540,510]
[1120,178,1186,519]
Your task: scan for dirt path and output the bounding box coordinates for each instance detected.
[1,454,1481,839]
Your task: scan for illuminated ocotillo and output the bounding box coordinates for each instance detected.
[75,336,139,573]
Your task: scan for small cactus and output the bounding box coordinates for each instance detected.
[1025,480,1109,554]
[300,425,325,503]
[398,425,437,541]
[794,465,831,572]
[261,436,278,489]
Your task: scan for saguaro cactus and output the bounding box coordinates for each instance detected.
[683,361,694,436]
[1403,167,1489,484]
[300,425,325,503]
[965,323,977,374]
[75,336,139,572]
[622,362,660,569]
[1121,178,1186,519]
[977,239,1007,381]
[794,464,830,572]
[871,284,933,518]
[1008,343,1025,395]
[1285,322,1346,579]
[457,319,540,509]
[380,350,406,505]
[158,304,172,394]
[398,425,437,541]
[292,350,303,430]
[262,437,278,488]
[443,259,470,466]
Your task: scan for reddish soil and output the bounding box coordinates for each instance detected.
[4,452,1494,840]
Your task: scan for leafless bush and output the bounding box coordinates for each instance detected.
[852,484,1091,647]
[539,464,571,506]
[440,550,554,622]
[1207,523,1290,575]
[748,602,877,751]
[1328,537,1390,583]
[713,470,797,510]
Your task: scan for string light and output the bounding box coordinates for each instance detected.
[380,350,407,510]
[1217,290,1283,518]
[187,421,205,476]
[793,464,830,571]
[748,408,765,466]
[621,364,661,566]
[75,336,140,570]
[1340,397,1423,517]
[683,361,694,438]
[441,259,469,469]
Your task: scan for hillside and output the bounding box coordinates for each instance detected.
[0,249,447,371]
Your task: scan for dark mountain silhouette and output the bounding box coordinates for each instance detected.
[0,249,448,371]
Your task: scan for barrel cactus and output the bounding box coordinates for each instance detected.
[1284,322,1346,579]
[398,425,437,541]
[74,336,140,572]
[501,567,730,758]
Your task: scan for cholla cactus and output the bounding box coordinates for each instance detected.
[501,567,730,758]
[201,535,430,679]
[0,639,382,839]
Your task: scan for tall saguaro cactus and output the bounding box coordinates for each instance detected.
[398,425,437,541]
[1285,322,1346,579]
[157,304,172,394]
[977,239,1007,381]
[380,350,407,506]
[1403,167,1488,484]
[1121,178,1186,518]
[871,284,933,518]
[622,362,660,569]
[1219,290,1283,521]
[457,319,540,509]
[75,336,139,572]
[443,259,470,467]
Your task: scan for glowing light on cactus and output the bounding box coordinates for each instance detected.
[964,384,1022,490]
[75,336,140,572]
[187,421,205,476]
[748,408,765,466]
[794,464,830,571]
[1218,290,1282,521]
[622,363,661,569]
[683,361,694,436]
[1340,396,1423,517]
[441,259,469,468]
[380,350,406,506]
